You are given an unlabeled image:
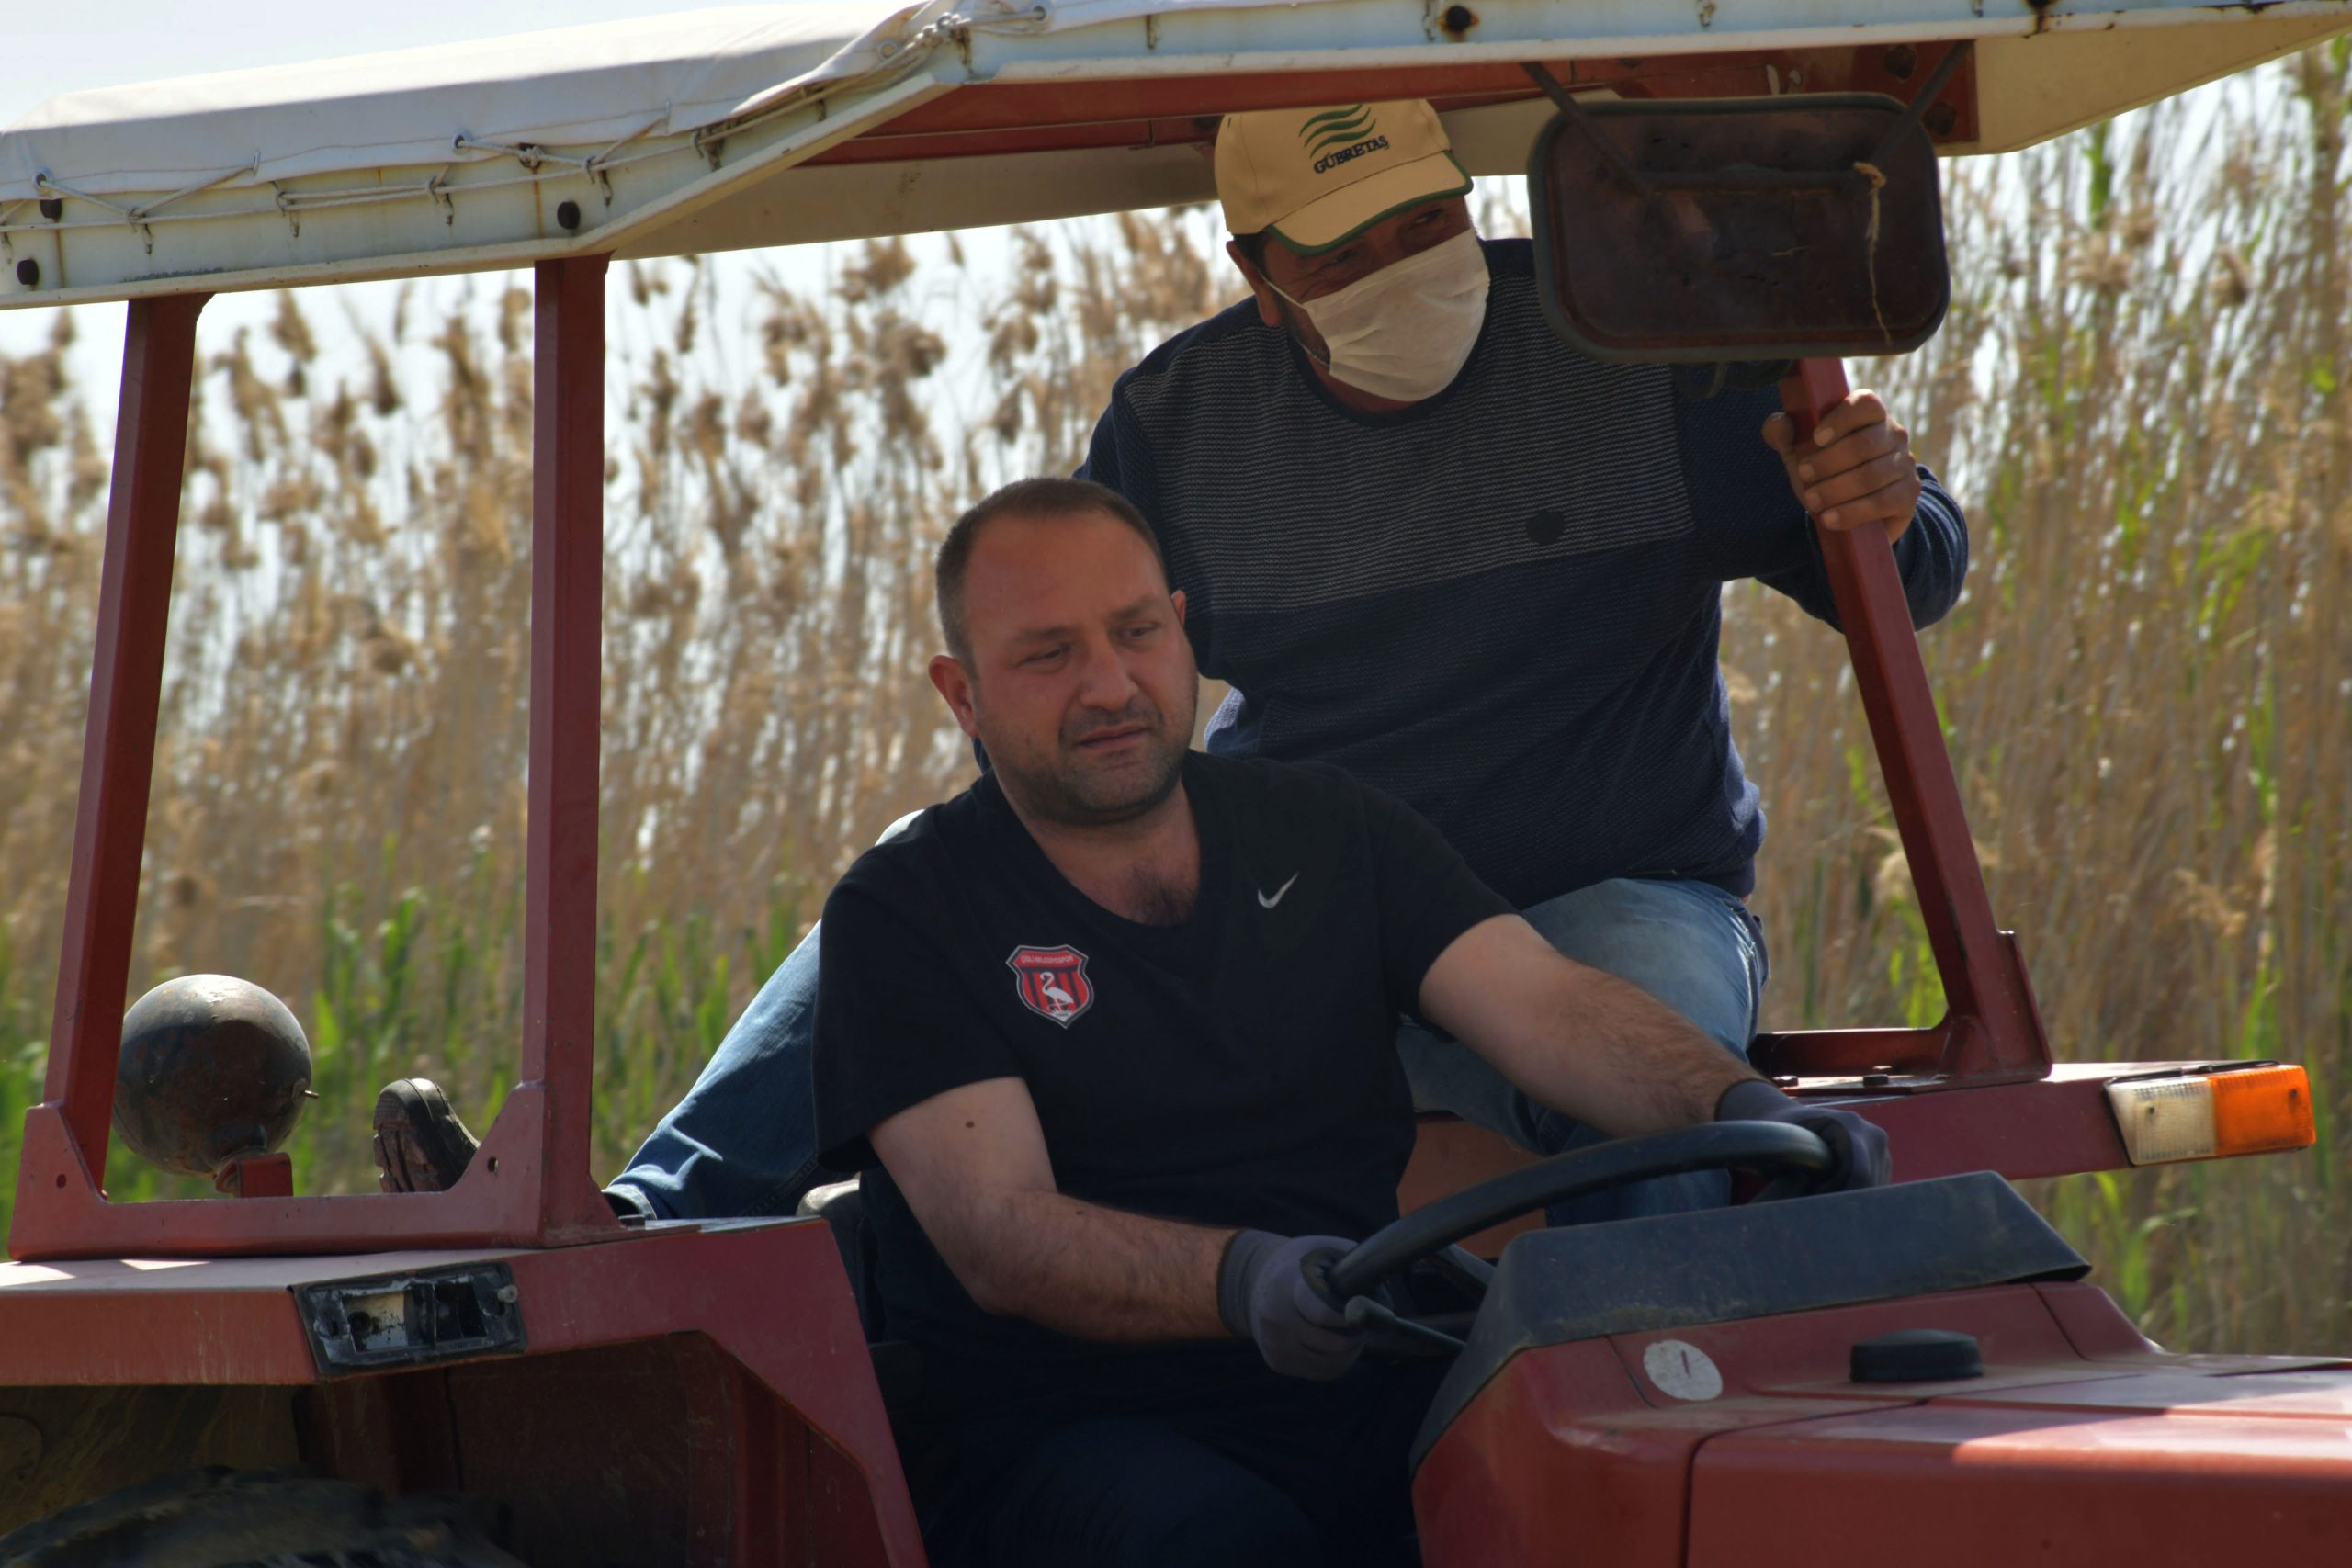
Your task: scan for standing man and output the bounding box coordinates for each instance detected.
[1063,97,1962,1215]
[814,477,1887,1564]
[378,100,1962,1224]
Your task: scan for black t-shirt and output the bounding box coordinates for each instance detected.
[811,751,1511,1415]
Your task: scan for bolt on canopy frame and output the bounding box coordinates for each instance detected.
[4,0,2346,1265]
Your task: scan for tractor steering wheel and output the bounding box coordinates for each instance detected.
[1321,1121,1834,1313]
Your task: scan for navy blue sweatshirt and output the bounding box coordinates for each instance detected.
[1078,237,1967,908]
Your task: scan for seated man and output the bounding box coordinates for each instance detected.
[816,476,1888,1565]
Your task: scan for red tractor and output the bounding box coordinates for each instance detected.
[2,3,2346,1562]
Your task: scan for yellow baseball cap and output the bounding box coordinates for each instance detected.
[1216,100,1473,255]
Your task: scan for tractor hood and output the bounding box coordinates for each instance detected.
[1679,1353,2352,1567]
[1410,1177,2352,1566]
[1411,1171,2091,1467]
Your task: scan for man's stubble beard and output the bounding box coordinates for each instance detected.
[983,685,1196,830]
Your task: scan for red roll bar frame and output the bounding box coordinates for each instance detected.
[1748,360,2052,1089]
[11,260,623,1259]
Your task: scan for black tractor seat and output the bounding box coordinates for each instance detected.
[797,1176,880,1331]
[797,1176,922,1416]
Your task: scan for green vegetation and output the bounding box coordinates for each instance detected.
[0,51,2345,1354]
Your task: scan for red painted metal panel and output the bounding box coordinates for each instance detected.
[0,1222,923,1563]
[309,1342,843,1568]
[420,1224,926,1563]
[1413,1337,1707,1568]
[718,1369,800,1568]
[1420,1281,2352,1567]
[299,1369,466,1495]
[808,44,1978,165]
[0,1280,315,1384]
[1840,1064,2131,1181]
[1609,1286,2094,1405]
[29,292,206,1181]
[808,1427,899,1568]
[1943,1367,2352,1421]
[1687,1401,2352,1566]
[681,1363,775,1566]
[444,1339,707,1561]
[1417,1292,2103,1564]
[216,1152,294,1198]
[2035,1280,2163,1360]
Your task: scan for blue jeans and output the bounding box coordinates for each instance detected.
[606,875,1765,1225]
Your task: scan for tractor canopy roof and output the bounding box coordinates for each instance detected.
[1,0,2346,307]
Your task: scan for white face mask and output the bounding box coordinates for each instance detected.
[1272,229,1491,403]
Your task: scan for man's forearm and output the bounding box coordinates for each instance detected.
[1427,918,1758,1137]
[955,1190,1235,1343]
[1505,963,1755,1135]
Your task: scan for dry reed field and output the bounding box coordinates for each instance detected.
[0,51,2345,1355]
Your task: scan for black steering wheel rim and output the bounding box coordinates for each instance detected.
[1324,1120,1832,1303]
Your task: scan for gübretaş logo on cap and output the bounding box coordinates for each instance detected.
[1300,105,1390,176]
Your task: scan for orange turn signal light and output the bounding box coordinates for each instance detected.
[2211,1066,2318,1156]
[2106,1064,2316,1166]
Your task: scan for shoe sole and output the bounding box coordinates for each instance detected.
[372,1078,480,1190]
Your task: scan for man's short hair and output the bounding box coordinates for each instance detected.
[1231,230,1273,273]
[935,478,1169,661]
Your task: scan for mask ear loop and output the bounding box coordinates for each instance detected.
[1261,276,1339,373]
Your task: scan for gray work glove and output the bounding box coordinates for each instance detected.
[1218,1229,1364,1382]
[1716,1078,1893,1192]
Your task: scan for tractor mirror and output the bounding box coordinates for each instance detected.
[1525,88,1950,363]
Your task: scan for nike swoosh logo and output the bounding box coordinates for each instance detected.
[1257,873,1300,909]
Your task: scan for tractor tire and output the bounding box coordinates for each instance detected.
[0,1465,529,1567]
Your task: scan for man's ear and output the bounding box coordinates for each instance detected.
[1171,587,1188,626]
[928,653,981,739]
[1226,241,1283,331]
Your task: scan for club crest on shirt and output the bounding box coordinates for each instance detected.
[1006,944,1094,1027]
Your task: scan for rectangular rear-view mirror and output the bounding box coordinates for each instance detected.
[1527,88,1950,364]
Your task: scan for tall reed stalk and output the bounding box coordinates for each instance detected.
[0,53,2344,1353]
[1733,50,2352,1351]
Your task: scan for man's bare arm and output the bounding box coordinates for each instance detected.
[868,1076,1233,1342]
[1418,914,1756,1135]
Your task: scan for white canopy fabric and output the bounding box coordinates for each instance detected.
[3,0,2346,307]
[0,4,925,203]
